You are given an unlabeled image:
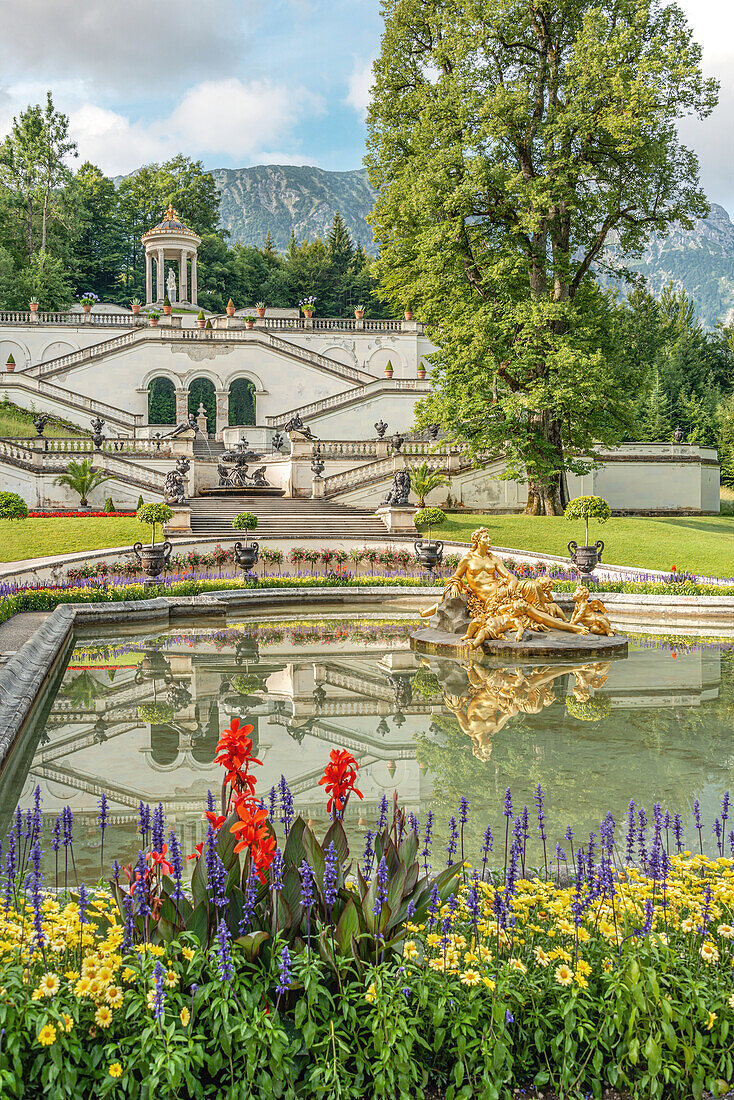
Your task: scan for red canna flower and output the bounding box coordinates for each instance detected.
[230,796,276,882]
[204,812,226,832]
[147,844,173,876]
[215,717,262,797]
[318,749,363,818]
[187,842,205,862]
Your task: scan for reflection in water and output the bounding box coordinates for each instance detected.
[2,613,734,876]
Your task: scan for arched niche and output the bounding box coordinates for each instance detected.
[228,378,256,426]
[41,340,77,363]
[147,377,176,425]
[188,377,216,429]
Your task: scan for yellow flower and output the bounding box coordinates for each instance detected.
[533,947,550,967]
[165,969,178,988]
[555,964,574,987]
[706,1012,717,1031]
[460,969,481,986]
[97,965,114,984]
[680,918,695,933]
[700,942,720,964]
[182,947,195,961]
[37,1023,57,1047]
[39,972,60,997]
[105,985,123,1009]
[146,990,157,1010]
[576,959,592,976]
[365,983,377,1004]
[64,970,79,981]
[482,976,496,990]
[403,941,419,961]
[121,967,136,983]
[95,1005,113,1029]
[508,958,527,974]
[62,1013,74,1032]
[74,977,91,998]
[574,972,589,989]
[728,994,734,1009]
[108,1063,123,1078]
[180,1007,190,1026]
[718,923,734,939]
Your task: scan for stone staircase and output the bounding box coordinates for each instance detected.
[193,438,225,460]
[188,495,390,540]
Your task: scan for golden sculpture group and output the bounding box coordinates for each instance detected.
[420,526,615,645]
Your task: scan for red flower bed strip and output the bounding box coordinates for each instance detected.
[28,511,137,518]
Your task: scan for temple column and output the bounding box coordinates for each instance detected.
[156,249,165,302]
[191,255,198,306]
[215,389,229,440]
[145,252,153,304]
[179,251,187,304]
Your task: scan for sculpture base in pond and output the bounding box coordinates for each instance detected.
[410,626,628,661]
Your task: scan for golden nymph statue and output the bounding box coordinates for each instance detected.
[420,526,616,644]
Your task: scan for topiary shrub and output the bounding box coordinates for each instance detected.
[0,492,28,520]
[565,694,612,722]
[231,673,263,696]
[104,496,115,513]
[137,702,175,724]
[413,506,446,542]
[137,494,144,511]
[136,502,174,545]
[564,495,612,546]
[232,512,258,532]
[411,666,442,699]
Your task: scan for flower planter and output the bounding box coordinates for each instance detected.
[414,539,444,571]
[256,308,266,318]
[404,310,413,321]
[355,309,364,319]
[303,310,313,319]
[82,304,92,314]
[226,302,236,317]
[234,539,259,572]
[417,369,427,380]
[197,319,206,329]
[5,360,14,372]
[163,305,172,316]
[244,320,254,330]
[567,540,604,577]
[131,304,141,315]
[149,317,159,327]
[384,369,394,379]
[29,303,38,313]
[132,541,173,579]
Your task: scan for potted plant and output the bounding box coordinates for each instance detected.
[232,511,259,571]
[413,506,446,571]
[5,353,15,372]
[196,310,206,329]
[256,302,266,318]
[354,304,365,319]
[79,292,99,313]
[53,457,111,511]
[149,312,160,327]
[404,309,414,321]
[205,319,213,335]
[130,298,141,315]
[162,295,172,317]
[299,295,316,318]
[384,359,394,378]
[133,501,174,579]
[417,362,427,380]
[244,316,255,330]
[29,299,39,313]
[226,298,236,317]
[564,495,611,576]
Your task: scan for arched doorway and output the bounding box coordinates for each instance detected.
[228,378,256,426]
[147,377,176,425]
[188,377,216,432]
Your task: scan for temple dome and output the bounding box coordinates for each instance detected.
[142,204,200,242]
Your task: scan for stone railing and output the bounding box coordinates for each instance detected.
[313,440,379,459]
[0,373,141,429]
[36,438,172,456]
[247,317,411,333]
[173,329,373,384]
[34,328,141,378]
[321,455,398,495]
[266,377,430,426]
[35,450,167,492]
[0,438,34,464]
[0,311,146,327]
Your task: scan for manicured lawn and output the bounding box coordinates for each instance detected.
[434,512,734,578]
[0,517,141,563]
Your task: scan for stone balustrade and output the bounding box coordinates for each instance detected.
[266,377,431,427]
[0,312,148,327]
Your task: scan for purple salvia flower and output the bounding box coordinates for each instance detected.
[503,788,513,818]
[377,795,389,832]
[133,850,150,917]
[276,945,292,996]
[362,830,375,879]
[373,856,389,925]
[122,893,135,952]
[29,840,44,952]
[637,809,648,866]
[625,799,635,864]
[641,898,654,937]
[239,868,258,933]
[406,898,417,919]
[446,816,459,867]
[151,803,165,853]
[480,825,493,878]
[153,960,166,1019]
[268,786,277,819]
[168,831,184,901]
[205,824,227,909]
[78,882,89,926]
[534,784,546,840]
[278,776,294,836]
[673,813,684,854]
[112,860,120,887]
[427,884,440,929]
[51,816,61,853]
[216,918,234,982]
[722,791,730,834]
[206,790,215,813]
[421,812,434,875]
[269,847,284,894]
[62,805,73,847]
[323,842,338,910]
[714,817,723,855]
[459,796,469,826]
[408,812,419,834]
[299,861,315,909]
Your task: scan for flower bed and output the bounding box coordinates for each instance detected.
[2,718,734,1098]
[27,511,137,518]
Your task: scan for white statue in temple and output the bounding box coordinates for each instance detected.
[166,267,177,304]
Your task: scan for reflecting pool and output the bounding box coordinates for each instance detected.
[2,606,733,878]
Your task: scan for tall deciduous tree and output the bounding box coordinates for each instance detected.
[365,0,718,513]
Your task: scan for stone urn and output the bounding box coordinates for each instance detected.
[132,541,173,579]
[131,303,141,315]
[355,308,364,319]
[404,310,413,321]
[414,539,444,571]
[234,540,259,572]
[82,303,92,314]
[226,299,236,317]
[568,540,604,577]
[256,307,266,317]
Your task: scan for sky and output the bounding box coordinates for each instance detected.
[0,0,732,212]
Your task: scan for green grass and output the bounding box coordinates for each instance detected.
[434,513,734,578]
[0,399,87,439]
[0,517,141,563]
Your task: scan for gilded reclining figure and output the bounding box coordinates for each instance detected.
[420,526,615,644]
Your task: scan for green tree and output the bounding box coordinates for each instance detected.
[365,0,718,513]
[71,163,125,301]
[639,369,673,441]
[53,459,111,508]
[409,461,450,507]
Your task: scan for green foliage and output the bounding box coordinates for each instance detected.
[411,666,442,699]
[4,354,13,366]
[103,496,114,514]
[136,502,173,544]
[137,702,175,724]
[232,511,258,531]
[413,507,446,533]
[366,0,718,513]
[147,376,176,425]
[52,458,110,507]
[409,462,449,507]
[564,496,612,524]
[0,492,27,520]
[230,673,262,696]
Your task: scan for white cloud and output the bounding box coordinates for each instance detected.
[63,79,322,174]
[346,58,375,120]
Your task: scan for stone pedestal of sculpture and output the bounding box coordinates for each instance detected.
[376,505,416,533]
[164,504,192,537]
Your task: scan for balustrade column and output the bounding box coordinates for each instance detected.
[179,251,187,304]
[145,252,153,304]
[191,255,198,305]
[156,249,164,302]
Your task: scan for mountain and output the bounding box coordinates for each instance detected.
[602,203,734,328]
[211,165,377,253]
